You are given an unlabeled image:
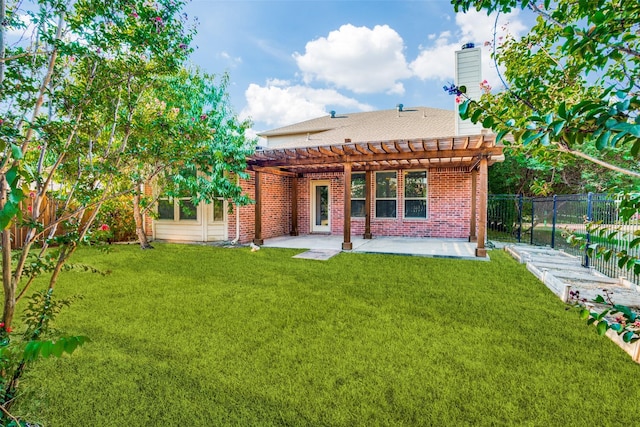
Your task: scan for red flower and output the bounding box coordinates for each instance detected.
[100,224,110,231]
[131,11,139,18]
[0,323,5,328]
[29,191,36,199]
[5,327,11,333]
[27,206,32,213]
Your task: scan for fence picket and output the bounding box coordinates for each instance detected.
[488,193,639,287]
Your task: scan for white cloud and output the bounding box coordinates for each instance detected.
[455,9,527,46]
[266,78,290,86]
[410,32,457,81]
[5,14,37,43]
[410,9,527,87]
[219,51,242,67]
[293,24,412,95]
[241,81,373,128]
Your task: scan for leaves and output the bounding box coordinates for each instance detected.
[450,0,640,178]
[569,288,639,348]
[23,336,90,362]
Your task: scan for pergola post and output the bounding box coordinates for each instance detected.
[469,168,477,242]
[475,157,488,257]
[342,163,353,250]
[253,171,263,245]
[364,170,372,239]
[290,175,299,236]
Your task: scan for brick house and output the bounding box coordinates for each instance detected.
[147,46,504,257]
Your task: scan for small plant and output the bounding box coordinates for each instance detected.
[569,289,639,344]
[93,196,137,243]
[0,290,89,425]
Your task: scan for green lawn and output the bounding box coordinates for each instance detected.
[14,244,640,426]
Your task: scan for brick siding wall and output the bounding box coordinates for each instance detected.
[348,168,472,238]
[150,167,476,243]
[234,168,475,243]
[229,171,292,243]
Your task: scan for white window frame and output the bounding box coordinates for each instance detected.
[350,172,366,218]
[210,198,225,223]
[157,196,199,222]
[403,170,428,219]
[374,171,397,219]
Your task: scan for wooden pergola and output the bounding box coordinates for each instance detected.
[247,134,504,257]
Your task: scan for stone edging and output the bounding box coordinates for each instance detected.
[504,245,640,363]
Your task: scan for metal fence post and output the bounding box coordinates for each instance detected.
[530,199,535,245]
[551,195,557,248]
[517,194,523,243]
[585,192,593,268]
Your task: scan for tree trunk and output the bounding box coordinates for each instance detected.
[1,230,14,328]
[133,191,153,249]
[0,177,15,327]
[47,245,69,291]
[0,0,7,90]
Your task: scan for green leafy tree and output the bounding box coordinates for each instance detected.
[452,0,639,178]
[0,0,198,420]
[125,69,255,249]
[488,145,639,196]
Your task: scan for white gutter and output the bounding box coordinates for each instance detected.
[231,175,241,244]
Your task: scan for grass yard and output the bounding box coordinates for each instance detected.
[13,244,640,426]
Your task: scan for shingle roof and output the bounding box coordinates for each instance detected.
[258,107,456,149]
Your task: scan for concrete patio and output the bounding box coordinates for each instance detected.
[261,235,485,260]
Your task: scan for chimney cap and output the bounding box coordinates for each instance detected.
[396,103,404,112]
[330,110,336,118]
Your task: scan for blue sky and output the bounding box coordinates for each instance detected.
[183,1,532,138]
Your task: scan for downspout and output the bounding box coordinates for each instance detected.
[231,174,241,244]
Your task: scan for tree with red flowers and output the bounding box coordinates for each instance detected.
[0,0,207,419]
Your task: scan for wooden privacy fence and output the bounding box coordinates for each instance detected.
[6,195,61,250]
[488,193,639,287]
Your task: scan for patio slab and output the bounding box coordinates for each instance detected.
[292,249,341,261]
[262,235,484,260]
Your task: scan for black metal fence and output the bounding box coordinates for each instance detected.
[488,193,639,286]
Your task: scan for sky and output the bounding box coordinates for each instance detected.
[182,0,534,140]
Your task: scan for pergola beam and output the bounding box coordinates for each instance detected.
[248,166,298,177]
[249,147,503,168]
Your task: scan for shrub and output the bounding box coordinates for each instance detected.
[92,196,136,243]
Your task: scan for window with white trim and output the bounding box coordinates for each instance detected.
[351,173,366,218]
[375,171,397,218]
[211,198,224,222]
[157,169,198,221]
[404,170,427,219]
[157,197,198,221]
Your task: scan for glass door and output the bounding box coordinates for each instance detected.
[311,181,330,232]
